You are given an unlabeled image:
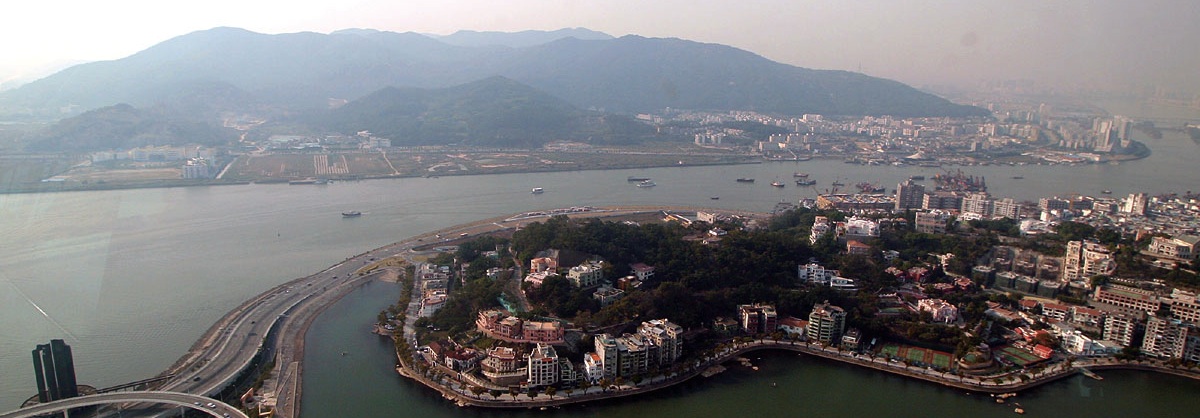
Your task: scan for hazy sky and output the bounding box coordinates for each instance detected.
[3,0,1197,94]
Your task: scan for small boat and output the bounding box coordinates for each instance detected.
[771,181,785,188]
[909,175,925,181]
[627,176,651,182]
[710,196,720,200]
[531,187,544,194]
[831,181,845,187]
[1011,176,1024,180]
[736,178,755,183]
[1101,190,1112,195]
[637,180,656,188]
[793,172,809,178]
[796,179,816,186]
[342,211,362,218]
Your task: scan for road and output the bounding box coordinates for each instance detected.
[0,391,246,418]
[126,206,741,417]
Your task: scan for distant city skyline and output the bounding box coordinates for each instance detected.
[2,0,1197,95]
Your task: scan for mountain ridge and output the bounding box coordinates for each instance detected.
[0,27,987,120]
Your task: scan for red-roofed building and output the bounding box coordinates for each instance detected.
[846,240,871,256]
[1018,299,1040,311]
[1033,344,1054,359]
[1041,303,1070,321]
[778,316,808,338]
[1070,306,1105,327]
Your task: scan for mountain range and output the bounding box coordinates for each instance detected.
[0,27,985,121]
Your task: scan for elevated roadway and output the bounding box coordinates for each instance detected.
[0,391,246,418]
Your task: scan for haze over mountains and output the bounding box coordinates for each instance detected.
[4,27,986,151]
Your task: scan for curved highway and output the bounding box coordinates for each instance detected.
[0,391,247,418]
[141,207,724,417]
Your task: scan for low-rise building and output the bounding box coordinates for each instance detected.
[915,210,951,234]
[567,261,605,288]
[846,240,871,256]
[476,309,565,344]
[917,298,959,323]
[1148,235,1200,260]
[593,286,625,307]
[739,304,778,334]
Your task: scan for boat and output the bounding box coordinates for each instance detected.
[341,211,362,218]
[1100,190,1112,195]
[909,175,925,181]
[856,182,886,193]
[531,187,544,194]
[793,172,810,178]
[796,179,816,186]
[771,181,785,188]
[1011,176,1024,180]
[710,196,720,200]
[736,178,755,183]
[636,180,656,188]
[626,176,651,182]
[831,181,845,187]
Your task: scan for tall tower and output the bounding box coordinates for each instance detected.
[33,339,79,403]
[895,180,925,211]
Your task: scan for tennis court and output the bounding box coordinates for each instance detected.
[879,344,954,368]
[996,345,1045,367]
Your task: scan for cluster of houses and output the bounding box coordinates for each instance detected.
[523,249,656,310]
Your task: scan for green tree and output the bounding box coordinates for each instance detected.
[544,386,556,399]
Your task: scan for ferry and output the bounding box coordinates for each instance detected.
[736,178,755,183]
[531,187,544,194]
[341,211,362,218]
[636,180,656,188]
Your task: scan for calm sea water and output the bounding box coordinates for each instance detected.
[1,101,1198,412]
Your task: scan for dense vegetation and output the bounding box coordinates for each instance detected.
[26,104,235,152]
[320,77,653,147]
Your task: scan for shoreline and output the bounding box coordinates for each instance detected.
[0,145,1155,195]
[393,338,1200,409]
[153,206,1198,415]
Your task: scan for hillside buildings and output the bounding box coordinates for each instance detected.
[476,309,565,344]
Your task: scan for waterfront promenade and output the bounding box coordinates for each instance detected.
[393,337,1200,409]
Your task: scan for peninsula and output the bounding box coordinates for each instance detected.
[367,204,1200,410]
[115,197,1200,417]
